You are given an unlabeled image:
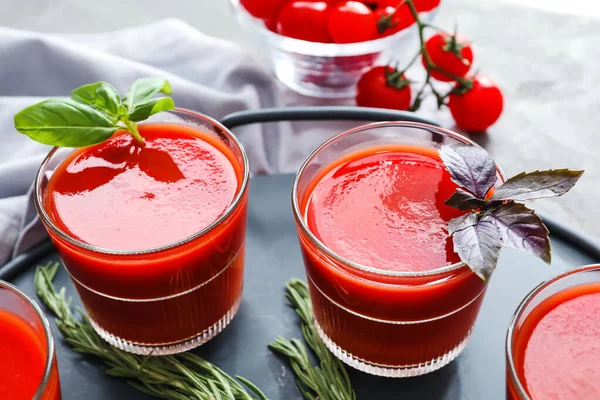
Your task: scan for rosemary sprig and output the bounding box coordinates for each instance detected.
[35,262,268,400]
[269,279,356,400]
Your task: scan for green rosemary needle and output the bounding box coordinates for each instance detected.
[35,262,268,400]
[269,279,356,400]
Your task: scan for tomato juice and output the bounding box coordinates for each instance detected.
[0,282,61,400]
[35,111,249,354]
[507,266,600,400]
[293,123,501,377]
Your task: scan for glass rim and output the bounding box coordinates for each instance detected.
[505,263,600,400]
[229,0,433,57]
[0,280,56,399]
[34,108,250,256]
[291,121,507,278]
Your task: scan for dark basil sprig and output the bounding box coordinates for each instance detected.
[440,145,584,281]
[14,78,174,147]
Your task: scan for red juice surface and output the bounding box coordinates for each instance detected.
[512,283,600,400]
[298,145,488,367]
[47,125,239,251]
[306,145,463,272]
[43,124,248,345]
[0,310,46,400]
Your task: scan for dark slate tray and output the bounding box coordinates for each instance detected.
[3,107,600,400]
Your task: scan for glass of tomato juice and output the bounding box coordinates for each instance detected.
[0,280,62,399]
[292,122,506,377]
[506,265,600,400]
[34,109,249,355]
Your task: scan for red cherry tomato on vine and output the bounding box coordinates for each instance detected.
[448,75,503,132]
[277,1,332,43]
[365,0,390,8]
[241,0,288,20]
[356,66,412,110]
[328,1,378,44]
[413,0,441,12]
[423,32,473,82]
[379,0,402,6]
[263,18,278,32]
[384,0,440,12]
[375,5,415,37]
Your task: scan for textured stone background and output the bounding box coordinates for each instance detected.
[1,0,599,241]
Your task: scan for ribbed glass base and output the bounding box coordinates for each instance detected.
[315,320,470,378]
[90,295,241,355]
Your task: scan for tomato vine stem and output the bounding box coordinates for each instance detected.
[381,0,474,111]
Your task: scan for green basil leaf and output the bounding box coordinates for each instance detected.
[14,98,119,148]
[118,104,128,116]
[123,78,172,112]
[71,82,121,119]
[128,97,175,122]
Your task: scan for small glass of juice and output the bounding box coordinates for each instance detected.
[292,121,506,377]
[506,264,600,400]
[34,109,249,355]
[0,280,62,400]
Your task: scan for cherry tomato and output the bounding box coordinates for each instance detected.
[263,18,278,32]
[277,1,332,43]
[365,0,390,8]
[448,75,503,132]
[413,0,441,12]
[423,32,473,82]
[328,1,378,44]
[384,0,440,12]
[375,5,415,37]
[356,66,412,110]
[241,0,288,20]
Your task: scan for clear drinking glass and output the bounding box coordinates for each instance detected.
[0,280,62,399]
[292,122,506,377]
[506,265,600,399]
[34,109,250,355]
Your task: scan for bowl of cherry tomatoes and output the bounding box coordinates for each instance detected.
[231,0,441,98]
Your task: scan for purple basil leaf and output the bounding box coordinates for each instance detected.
[448,213,477,235]
[439,144,497,200]
[451,217,502,280]
[445,188,489,211]
[490,169,584,202]
[485,202,551,264]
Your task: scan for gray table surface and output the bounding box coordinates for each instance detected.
[11,174,600,400]
[1,0,599,242]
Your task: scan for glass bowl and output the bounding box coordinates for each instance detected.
[230,0,437,98]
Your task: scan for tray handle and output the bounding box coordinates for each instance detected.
[220,106,440,130]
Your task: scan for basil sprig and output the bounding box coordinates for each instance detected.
[14,78,175,147]
[440,144,584,280]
